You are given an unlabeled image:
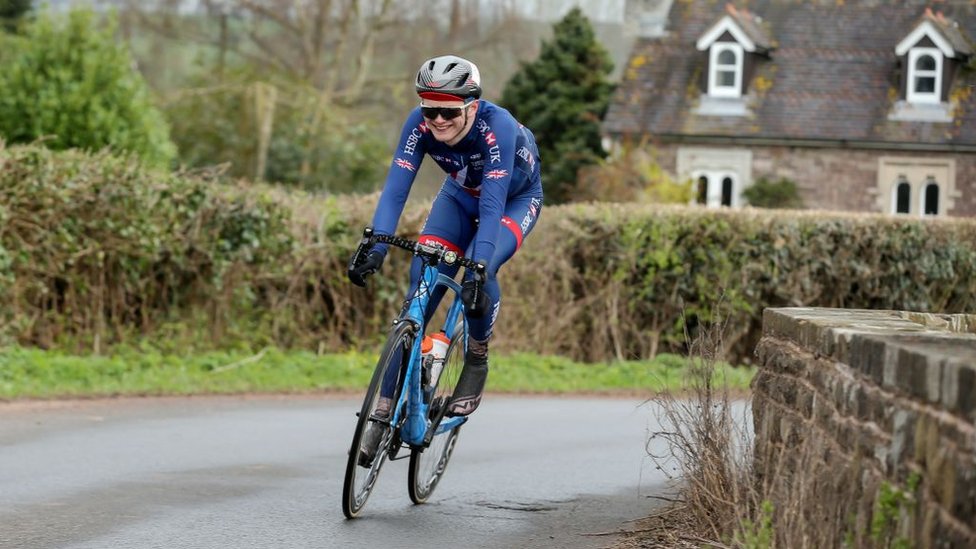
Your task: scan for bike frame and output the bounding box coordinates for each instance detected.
[390,259,469,447]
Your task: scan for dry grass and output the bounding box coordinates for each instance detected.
[610,306,869,549]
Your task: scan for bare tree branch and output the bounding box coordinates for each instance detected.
[237,0,299,34]
[344,0,392,102]
[246,23,302,76]
[310,0,335,79]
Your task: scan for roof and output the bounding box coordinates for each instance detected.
[926,8,974,56]
[603,0,976,148]
[696,5,774,53]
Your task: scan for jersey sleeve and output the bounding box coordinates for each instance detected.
[471,114,519,266]
[370,109,427,255]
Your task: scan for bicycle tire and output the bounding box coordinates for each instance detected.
[342,320,413,518]
[407,319,465,504]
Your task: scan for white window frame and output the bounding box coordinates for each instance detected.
[907,48,942,105]
[708,43,743,98]
[878,157,955,217]
[692,170,741,208]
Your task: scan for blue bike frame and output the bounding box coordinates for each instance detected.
[390,261,469,447]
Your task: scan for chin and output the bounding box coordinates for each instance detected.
[430,130,452,142]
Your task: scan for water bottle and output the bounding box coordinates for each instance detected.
[421,331,451,388]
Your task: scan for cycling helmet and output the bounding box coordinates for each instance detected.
[415,55,482,103]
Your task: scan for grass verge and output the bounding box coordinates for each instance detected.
[0,346,753,400]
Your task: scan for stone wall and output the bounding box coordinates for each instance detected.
[753,308,976,548]
[650,142,976,216]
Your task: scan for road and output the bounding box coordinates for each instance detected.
[0,394,675,549]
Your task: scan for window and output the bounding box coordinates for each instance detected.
[679,148,751,209]
[878,157,955,217]
[692,171,740,208]
[708,44,743,98]
[922,178,940,215]
[721,177,734,206]
[907,48,942,104]
[893,179,911,214]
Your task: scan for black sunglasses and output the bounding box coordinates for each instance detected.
[420,104,469,121]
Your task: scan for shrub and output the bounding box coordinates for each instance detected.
[0,0,31,33]
[2,151,975,363]
[0,143,292,350]
[0,8,176,168]
[578,140,693,204]
[743,176,804,209]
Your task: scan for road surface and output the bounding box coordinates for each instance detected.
[0,394,676,549]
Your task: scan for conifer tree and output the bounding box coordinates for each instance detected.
[500,7,613,204]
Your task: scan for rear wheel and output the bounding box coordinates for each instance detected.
[408,321,465,504]
[342,320,413,518]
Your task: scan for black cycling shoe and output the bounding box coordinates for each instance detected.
[446,352,488,417]
[357,417,390,468]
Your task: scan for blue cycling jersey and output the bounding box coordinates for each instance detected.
[371,100,543,265]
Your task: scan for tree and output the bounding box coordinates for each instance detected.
[0,8,176,168]
[499,7,613,204]
[0,0,31,33]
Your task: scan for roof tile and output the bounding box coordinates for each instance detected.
[603,0,976,147]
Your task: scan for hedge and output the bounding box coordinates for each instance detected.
[2,144,975,364]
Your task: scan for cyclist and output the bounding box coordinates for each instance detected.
[348,54,543,430]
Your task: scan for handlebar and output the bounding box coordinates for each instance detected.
[357,226,486,275]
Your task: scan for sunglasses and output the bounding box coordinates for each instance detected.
[420,103,472,121]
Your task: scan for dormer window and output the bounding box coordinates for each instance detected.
[694,5,773,114]
[891,9,972,120]
[709,44,744,98]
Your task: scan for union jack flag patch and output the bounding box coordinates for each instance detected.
[395,158,416,172]
[485,169,508,180]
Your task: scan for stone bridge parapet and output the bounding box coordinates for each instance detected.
[754,308,975,547]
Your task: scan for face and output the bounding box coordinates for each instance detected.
[420,99,477,143]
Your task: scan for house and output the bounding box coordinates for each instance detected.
[602,0,976,216]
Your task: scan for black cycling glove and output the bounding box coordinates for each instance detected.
[347,250,384,288]
[461,273,489,318]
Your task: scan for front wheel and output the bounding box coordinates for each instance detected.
[342,320,413,519]
[408,323,465,504]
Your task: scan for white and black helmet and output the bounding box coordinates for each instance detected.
[415,55,482,102]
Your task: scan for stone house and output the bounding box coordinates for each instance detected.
[602,0,976,216]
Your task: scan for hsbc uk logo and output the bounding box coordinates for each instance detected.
[403,126,424,155]
[476,119,501,163]
[521,197,541,232]
[516,146,535,169]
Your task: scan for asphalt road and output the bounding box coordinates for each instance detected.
[0,394,676,549]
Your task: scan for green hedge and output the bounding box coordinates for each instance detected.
[0,144,292,350]
[2,144,975,364]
